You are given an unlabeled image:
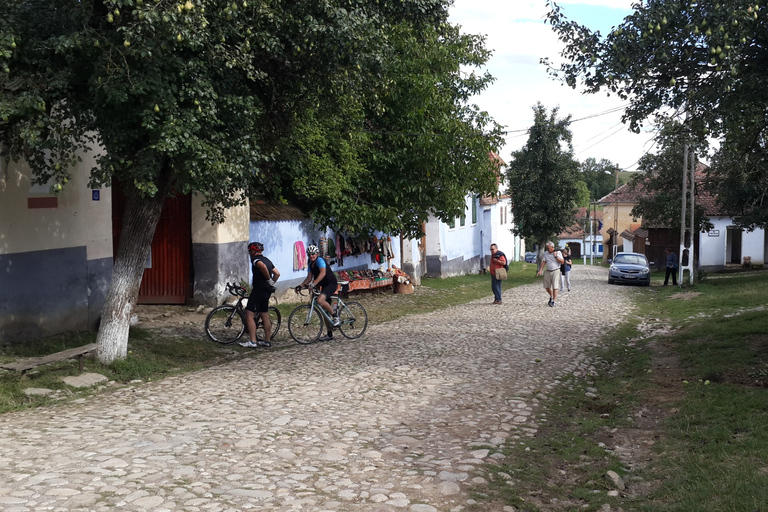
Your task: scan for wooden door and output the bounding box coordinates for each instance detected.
[112,182,192,304]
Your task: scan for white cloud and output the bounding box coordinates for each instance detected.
[450,0,656,170]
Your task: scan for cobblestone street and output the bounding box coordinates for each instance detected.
[0,266,636,512]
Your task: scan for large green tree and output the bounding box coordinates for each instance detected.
[506,103,580,251]
[629,123,713,233]
[0,0,502,362]
[579,157,620,201]
[543,0,768,228]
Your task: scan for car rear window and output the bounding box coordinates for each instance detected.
[614,255,647,265]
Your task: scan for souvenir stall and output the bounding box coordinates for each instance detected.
[293,233,414,295]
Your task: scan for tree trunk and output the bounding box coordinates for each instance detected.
[96,168,174,364]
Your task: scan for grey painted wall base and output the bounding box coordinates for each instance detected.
[192,241,249,307]
[425,254,481,278]
[0,247,110,344]
[401,261,423,286]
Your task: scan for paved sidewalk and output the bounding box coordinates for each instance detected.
[0,266,634,512]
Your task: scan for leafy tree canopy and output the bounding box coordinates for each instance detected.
[0,0,503,362]
[578,157,620,201]
[0,0,502,238]
[574,180,590,208]
[542,0,768,227]
[629,122,713,233]
[506,103,580,245]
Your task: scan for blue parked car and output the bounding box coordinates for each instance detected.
[524,252,537,263]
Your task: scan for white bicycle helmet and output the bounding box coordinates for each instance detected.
[306,244,320,255]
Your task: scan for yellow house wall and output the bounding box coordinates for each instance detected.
[190,193,250,305]
[191,193,249,245]
[600,202,638,257]
[0,151,113,342]
[0,151,112,258]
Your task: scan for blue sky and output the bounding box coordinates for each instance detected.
[449,0,656,171]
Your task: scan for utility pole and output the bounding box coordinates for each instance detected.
[613,167,619,259]
[678,146,696,286]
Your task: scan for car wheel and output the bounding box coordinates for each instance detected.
[608,277,614,284]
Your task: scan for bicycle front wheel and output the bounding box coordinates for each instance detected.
[338,301,368,339]
[205,305,245,344]
[256,306,282,342]
[288,305,323,344]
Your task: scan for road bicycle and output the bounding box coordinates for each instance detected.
[287,284,368,344]
[204,282,281,344]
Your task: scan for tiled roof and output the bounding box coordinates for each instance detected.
[620,229,635,241]
[557,207,605,239]
[558,222,585,239]
[575,207,604,221]
[597,182,647,205]
[597,162,733,217]
[250,201,307,221]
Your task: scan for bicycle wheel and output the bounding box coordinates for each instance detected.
[288,305,323,344]
[338,301,368,339]
[255,306,282,342]
[205,305,245,344]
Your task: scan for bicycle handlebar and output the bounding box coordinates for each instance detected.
[226,282,248,298]
[295,285,320,297]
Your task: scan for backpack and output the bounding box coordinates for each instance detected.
[495,251,509,271]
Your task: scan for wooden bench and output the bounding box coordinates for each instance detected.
[0,343,99,375]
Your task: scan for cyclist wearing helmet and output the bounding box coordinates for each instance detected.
[296,244,339,340]
[241,241,281,348]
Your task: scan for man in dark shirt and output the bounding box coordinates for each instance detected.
[240,242,280,348]
[664,247,678,286]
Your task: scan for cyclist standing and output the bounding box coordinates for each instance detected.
[240,242,280,348]
[296,244,339,341]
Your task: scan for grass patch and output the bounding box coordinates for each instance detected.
[473,270,768,511]
[0,326,230,414]
[473,320,652,512]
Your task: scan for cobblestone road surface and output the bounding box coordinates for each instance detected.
[0,266,635,512]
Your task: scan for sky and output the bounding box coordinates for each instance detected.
[448,0,656,171]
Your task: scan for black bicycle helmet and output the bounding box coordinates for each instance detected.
[306,244,319,255]
[248,241,264,252]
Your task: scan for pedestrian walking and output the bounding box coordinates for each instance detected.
[489,243,508,304]
[560,247,572,292]
[537,241,564,306]
[664,247,678,286]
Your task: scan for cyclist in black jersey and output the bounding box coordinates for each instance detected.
[240,242,280,348]
[295,244,338,341]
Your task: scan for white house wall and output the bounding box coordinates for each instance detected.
[249,219,401,302]
[699,217,765,270]
[491,198,523,263]
[427,195,481,277]
[425,196,524,278]
[400,235,423,286]
[742,228,765,266]
[0,152,112,342]
[699,218,729,270]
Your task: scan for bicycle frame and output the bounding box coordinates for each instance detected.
[302,290,352,328]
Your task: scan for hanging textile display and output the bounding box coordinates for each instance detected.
[381,235,395,261]
[294,241,307,271]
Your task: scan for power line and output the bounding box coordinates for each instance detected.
[505,104,630,134]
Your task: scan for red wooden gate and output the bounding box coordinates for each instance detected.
[112,182,192,304]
